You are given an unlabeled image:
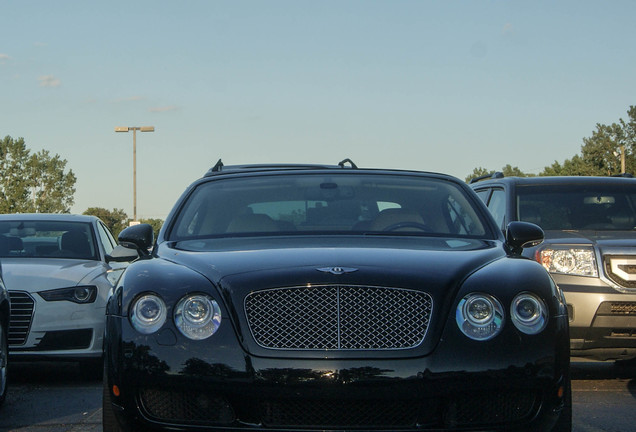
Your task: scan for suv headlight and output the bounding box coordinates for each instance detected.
[511,292,548,335]
[174,294,222,340]
[456,293,504,340]
[130,294,167,334]
[537,246,598,277]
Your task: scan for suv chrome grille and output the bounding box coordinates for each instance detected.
[244,285,432,350]
[8,291,35,346]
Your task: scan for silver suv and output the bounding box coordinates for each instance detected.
[471,174,636,361]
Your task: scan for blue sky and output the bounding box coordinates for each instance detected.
[2,1,635,220]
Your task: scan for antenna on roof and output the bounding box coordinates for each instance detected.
[212,159,224,172]
[338,158,358,169]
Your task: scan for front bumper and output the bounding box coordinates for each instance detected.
[557,283,636,360]
[105,315,570,432]
[9,290,105,360]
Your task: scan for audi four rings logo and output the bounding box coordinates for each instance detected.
[316,267,358,275]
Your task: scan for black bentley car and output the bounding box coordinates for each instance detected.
[103,161,571,431]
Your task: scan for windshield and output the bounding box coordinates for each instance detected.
[0,221,97,260]
[517,184,636,230]
[168,173,488,240]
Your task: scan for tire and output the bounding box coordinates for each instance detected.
[551,374,572,432]
[102,374,125,432]
[0,323,7,408]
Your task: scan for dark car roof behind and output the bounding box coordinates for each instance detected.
[471,175,636,187]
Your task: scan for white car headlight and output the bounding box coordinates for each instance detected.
[456,293,504,341]
[511,292,548,335]
[174,294,222,340]
[537,247,597,277]
[130,294,167,334]
[38,285,97,304]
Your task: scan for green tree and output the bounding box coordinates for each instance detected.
[465,167,492,183]
[465,165,531,183]
[139,218,164,240]
[540,155,592,176]
[0,136,76,213]
[540,106,636,176]
[83,207,129,238]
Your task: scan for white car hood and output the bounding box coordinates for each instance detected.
[1,258,106,292]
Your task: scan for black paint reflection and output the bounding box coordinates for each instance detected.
[257,366,394,385]
[125,344,170,375]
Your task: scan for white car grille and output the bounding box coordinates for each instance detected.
[8,291,35,346]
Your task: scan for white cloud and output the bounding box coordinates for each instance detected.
[38,75,61,87]
[149,105,178,113]
[114,95,145,103]
[503,23,514,35]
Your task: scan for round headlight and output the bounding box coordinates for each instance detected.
[74,286,93,302]
[174,294,222,340]
[456,293,504,341]
[465,296,495,325]
[511,292,548,335]
[131,294,167,334]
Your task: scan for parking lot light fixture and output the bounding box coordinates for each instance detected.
[114,126,155,222]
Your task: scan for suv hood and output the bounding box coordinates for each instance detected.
[2,258,105,292]
[544,229,636,250]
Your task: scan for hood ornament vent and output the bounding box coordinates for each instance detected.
[317,267,358,275]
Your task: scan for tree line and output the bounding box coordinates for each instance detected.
[465,105,636,182]
[0,135,162,238]
[3,106,636,235]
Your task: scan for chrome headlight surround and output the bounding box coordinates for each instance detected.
[174,294,222,340]
[130,293,167,334]
[456,293,504,341]
[511,292,548,335]
[537,246,598,277]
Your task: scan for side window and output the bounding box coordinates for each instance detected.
[474,188,490,204]
[486,189,506,230]
[97,222,116,255]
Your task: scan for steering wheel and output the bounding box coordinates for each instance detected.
[382,222,431,232]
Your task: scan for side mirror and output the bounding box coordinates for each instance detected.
[117,223,154,257]
[106,244,139,263]
[505,221,544,255]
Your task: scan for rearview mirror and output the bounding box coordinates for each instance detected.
[505,221,544,255]
[106,244,139,263]
[117,223,154,257]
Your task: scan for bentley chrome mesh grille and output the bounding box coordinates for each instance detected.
[244,285,432,350]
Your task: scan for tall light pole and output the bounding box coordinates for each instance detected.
[114,126,155,222]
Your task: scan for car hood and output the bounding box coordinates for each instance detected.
[1,258,106,292]
[163,236,503,289]
[544,229,636,250]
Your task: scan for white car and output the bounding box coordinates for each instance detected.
[0,214,130,373]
